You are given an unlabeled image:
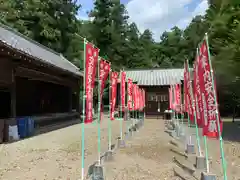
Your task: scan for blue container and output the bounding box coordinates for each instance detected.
[17,117,28,138]
[27,117,35,136]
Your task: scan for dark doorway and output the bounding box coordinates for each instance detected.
[16,77,71,116]
[0,88,11,118]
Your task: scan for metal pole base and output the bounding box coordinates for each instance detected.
[201,172,216,180]
[104,150,113,162]
[186,143,195,154]
[92,164,104,180]
[117,139,125,148]
[196,156,206,170]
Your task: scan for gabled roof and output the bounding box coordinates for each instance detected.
[125,68,184,86]
[0,23,83,77]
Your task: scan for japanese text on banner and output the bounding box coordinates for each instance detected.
[99,59,110,120]
[110,72,118,120]
[127,79,133,110]
[85,43,98,123]
[121,72,126,111]
[199,40,222,138]
[194,54,204,127]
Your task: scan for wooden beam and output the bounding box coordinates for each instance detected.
[15,66,77,88]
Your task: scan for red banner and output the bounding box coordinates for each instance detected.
[99,59,110,120]
[199,40,222,138]
[143,89,145,108]
[175,84,181,112]
[184,62,194,122]
[140,89,143,110]
[127,79,133,110]
[121,71,126,111]
[183,65,188,113]
[85,43,99,123]
[193,54,204,127]
[169,86,173,110]
[110,72,118,120]
[136,86,140,110]
[133,84,137,110]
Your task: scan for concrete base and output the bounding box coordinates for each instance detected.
[117,139,125,148]
[135,123,140,130]
[176,124,182,137]
[104,150,113,162]
[92,164,104,180]
[132,125,137,132]
[179,126,185,137]
[166,123,174,130]
[137,121,141,128]
[196,156,206,169]
[201,172,216,180]
[186,143,195,154]
[171,130,178,138]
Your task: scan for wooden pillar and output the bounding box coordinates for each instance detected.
[76,90,80,114]
[68,88,73,113]
[10,69,16,118]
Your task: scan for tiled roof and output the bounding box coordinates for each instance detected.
[0,23,82,77]
[125,68,184,86]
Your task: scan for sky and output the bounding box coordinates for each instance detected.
[77,0,208,40]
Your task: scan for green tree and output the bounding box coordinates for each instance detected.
[0,0,80,59]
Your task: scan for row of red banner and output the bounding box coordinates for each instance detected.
[85,42,145,123]
[169,39,222,139]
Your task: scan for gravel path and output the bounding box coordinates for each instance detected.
[104,119,179,180]
[1,117,239,179]
[0,116,127,180]
[183,121,240,180]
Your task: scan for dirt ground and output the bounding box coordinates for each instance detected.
[0,116,126,180]
[104,119,178,180]
[0,117,240,179]
[186,119,240,180]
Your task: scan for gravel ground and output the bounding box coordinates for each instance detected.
[104,119,240,180]
[183,120,240,180]
[104,119,180,180]
[0,116,127,180]
[0,117,239,180]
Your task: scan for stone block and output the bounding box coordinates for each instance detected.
[186,143,195,154]
[117,139,125,148]
[196,156,206,170]
[201,172,216,180]
[92,165,104,180]
[104,151,113,162]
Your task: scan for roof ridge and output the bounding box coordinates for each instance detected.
[59,54,79,70]
[125,68,184,71]
[0,23,81,75]
[0,23,62,57]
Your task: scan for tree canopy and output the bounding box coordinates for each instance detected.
[0,0,240,115]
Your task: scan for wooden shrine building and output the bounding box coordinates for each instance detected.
[0,23,83,128]
[126,68,184,117]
